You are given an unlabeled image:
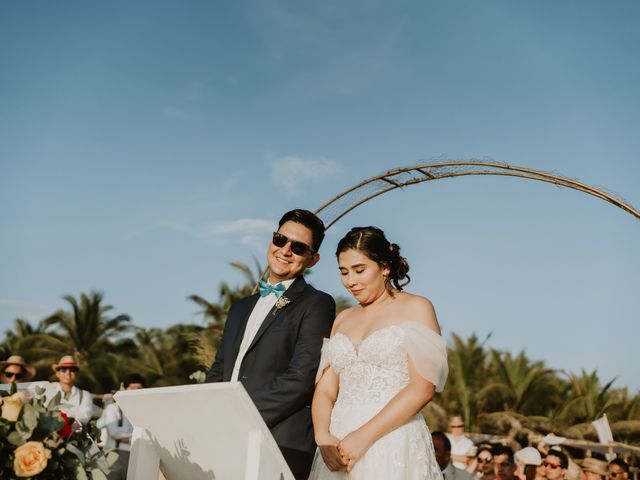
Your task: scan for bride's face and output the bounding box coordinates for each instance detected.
[338,248,390,304]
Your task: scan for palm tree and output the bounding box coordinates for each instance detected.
[555,369,622,428]
[441,332,492,430]
[483,349,560,415]
[38,291,133,392]
[131,325,204,387]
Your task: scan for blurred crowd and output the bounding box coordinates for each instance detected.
[1,354,144,480]
[436,416,635,480]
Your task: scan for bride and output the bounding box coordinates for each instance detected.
[309,226,448,479]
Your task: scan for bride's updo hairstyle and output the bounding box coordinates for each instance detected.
[336,226,411,291]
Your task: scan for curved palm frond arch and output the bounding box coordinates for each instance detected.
[314,160,640,228]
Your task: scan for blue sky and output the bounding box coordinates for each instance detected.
[1,1,638,391]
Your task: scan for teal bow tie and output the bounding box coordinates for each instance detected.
[258,280,286,299]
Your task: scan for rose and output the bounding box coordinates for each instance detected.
[1,392,24,422]
[58,411,72,439]
[13,441,52,477]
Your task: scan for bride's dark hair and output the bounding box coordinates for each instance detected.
[336,226,410,291]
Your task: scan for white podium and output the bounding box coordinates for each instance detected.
[115,382,294,480]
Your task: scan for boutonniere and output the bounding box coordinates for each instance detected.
[273,295,291,314]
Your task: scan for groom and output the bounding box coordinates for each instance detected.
[206,209,335,479]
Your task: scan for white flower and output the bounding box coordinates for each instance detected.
[273,296,291,314]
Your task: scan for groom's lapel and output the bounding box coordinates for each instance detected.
[246,276,308,352]
[231,294,260,362]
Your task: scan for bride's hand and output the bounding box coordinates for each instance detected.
[337,430,373,473]
[316,433,347,472]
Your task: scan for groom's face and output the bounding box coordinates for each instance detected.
[267,220,319,283]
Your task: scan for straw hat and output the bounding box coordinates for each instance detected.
[51,355,80,372]
[0,355,36,381]
[580,458,607,477]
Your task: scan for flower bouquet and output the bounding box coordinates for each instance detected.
[0,383,116,479]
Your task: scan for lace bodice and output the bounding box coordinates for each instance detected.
[309,322,447,479]
[329,326,410,406]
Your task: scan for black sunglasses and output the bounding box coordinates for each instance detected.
[272,232,313,256]
[2,371,24,380]
[58,366,79,373]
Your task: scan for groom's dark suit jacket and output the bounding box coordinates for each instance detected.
[205,276,335,477]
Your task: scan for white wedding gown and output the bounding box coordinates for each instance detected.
[309,322,448,480]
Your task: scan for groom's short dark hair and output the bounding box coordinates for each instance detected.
[278,209,326,252]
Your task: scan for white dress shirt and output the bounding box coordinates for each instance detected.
[101,402,134,451]
[53,383,95,424]
[230,278,294,382]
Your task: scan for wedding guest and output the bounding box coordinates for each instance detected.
[543,450,568,480]
[433,431,475,480]
[472,445,495,480]
[206,209,335,480]
[448,415,475,469]
[0,355,36,384]
[606,460,629,480]
[493,445,517,480]
[515,447,542,480]
[51,355,94,424]
[581,458,607,480]
[101,374,145,480]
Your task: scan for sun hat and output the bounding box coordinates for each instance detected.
[515,447,542,466]
[580,458,607,477]
[0,355,36,381]
[51,355,80,372]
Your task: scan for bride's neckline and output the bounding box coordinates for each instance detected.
[333,324,402,354]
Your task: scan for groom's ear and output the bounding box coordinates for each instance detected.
[306,252,320,269]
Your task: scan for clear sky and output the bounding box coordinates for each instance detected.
[1,1,638,391]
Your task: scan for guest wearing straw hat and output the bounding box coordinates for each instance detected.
[580,458,607,480]
[0,355,36,384]
[51,355,94,424]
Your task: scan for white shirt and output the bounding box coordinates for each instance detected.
[53,383,95,425]
[447,433,474,469]
[100,402,133,451]
[230,279,294,382]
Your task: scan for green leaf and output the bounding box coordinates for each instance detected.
[90,468,109,480]
[47,391,62,409]
[75,463,89,480]
[105,451,119,468]
[20,403,38,431]
[35,385,46,396]
[66,442,86,463]
[7,430,26,446]
[39,412,64,433]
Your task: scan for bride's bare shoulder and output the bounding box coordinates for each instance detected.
[330,305,359,335]
[396,292,440,334]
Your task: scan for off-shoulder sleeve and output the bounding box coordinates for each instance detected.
[314,337,332,384]
[399,321,448,392]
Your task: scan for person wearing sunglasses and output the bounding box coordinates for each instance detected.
[51,355,95,424]
[206,209,335,480]
[473,445,495,480]
[606,459,629,480]
[448,415,475,469]
[0,355,36,384]
[543,450,568,480]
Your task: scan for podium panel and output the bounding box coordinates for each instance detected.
[115,382,294,480]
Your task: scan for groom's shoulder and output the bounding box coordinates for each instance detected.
[300,281,335,305]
